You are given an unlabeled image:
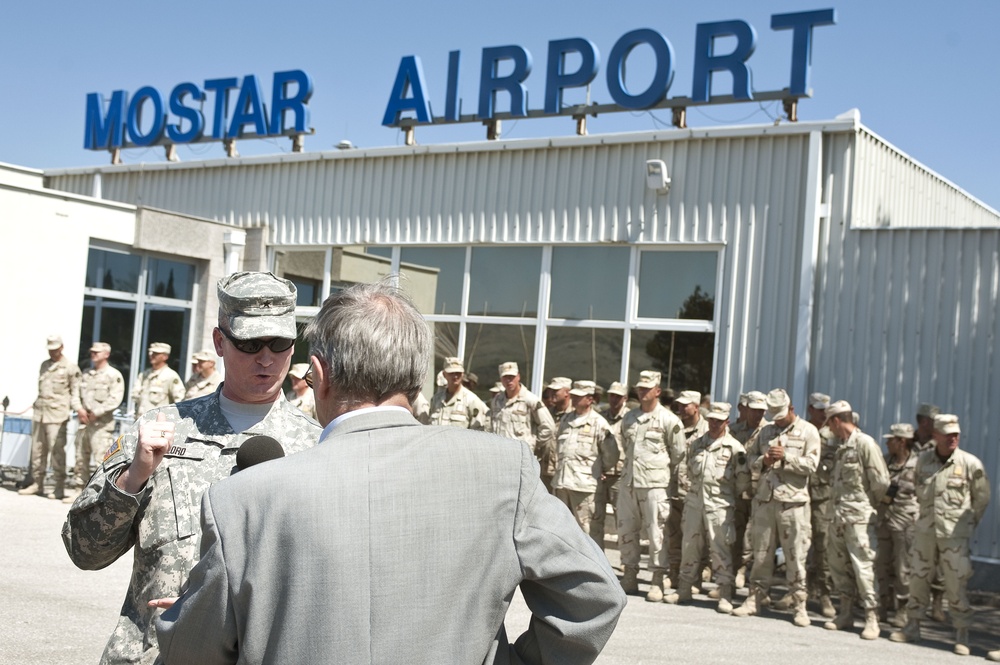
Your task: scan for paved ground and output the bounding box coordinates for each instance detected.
[2,483,997,664]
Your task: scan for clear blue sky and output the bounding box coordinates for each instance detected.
[2,1,998,211]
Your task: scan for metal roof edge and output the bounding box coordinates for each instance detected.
[0,180,136,213]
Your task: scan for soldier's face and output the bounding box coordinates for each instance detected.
[48,347,62,361]
[607,393,625,412]
[636,386,660,409]
[554,388,570,407]
[916,415,934,437]
[90,349,110,366]
[571,393,592,413]
[214,328,294,405]
[680,401,699,419]
[501,373,520,395]
[746,408,764,429]
[149,351,168,368]
[707,418,727,438]
[934,431,960,457]
[444,371,463,390]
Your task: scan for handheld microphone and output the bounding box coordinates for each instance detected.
[235,435,285,471]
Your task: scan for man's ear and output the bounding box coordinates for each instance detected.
[310,354,329,400]
[212,328,224,355]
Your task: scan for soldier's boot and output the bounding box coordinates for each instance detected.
[792,594,810,627]
[985,649,1000,662]
[819,594,836,619]
[17,483,42,496]
[715,584,734,615]
[860,609,881,640]
[732,589,763,617]
[621,567,639,595]
[663,585,693,605]
[734,566,746,589]
[47,482,65,501]
[878,605,889,623]
[707,586,721,600]
[824,596,855,631]
[646,571,665,603]
[930,591,947,623]
[888,618,922,643]
[773,591,795,611]
[953,628,970,656]
[889,605,909,629]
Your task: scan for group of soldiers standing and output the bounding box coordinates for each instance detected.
[420,358,994,659]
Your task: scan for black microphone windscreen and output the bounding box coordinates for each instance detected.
[236,435,285,471]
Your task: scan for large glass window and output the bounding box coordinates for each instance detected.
[468,247,541,317]
[85,248,141,292]
[400,247,465,315]
[629,329,715,395]
[637,250,717,320]
[147,258,195,300]
[549,247,629,320]
[464,323,536,402]
[543,327,623,389]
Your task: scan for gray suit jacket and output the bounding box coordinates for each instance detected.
[156,410,625,664]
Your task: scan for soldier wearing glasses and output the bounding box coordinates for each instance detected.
[62,271,320,665]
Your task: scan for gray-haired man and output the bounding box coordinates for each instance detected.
[63,271,320,665]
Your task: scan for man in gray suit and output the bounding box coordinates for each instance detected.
[156,281,626,665]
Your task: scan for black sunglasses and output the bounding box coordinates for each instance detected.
[303,363,314,388]
[219,327,296,354]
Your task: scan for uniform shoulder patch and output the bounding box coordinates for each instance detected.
[104,435,124,462]
[973,468,983,480]
[737,453,746,465]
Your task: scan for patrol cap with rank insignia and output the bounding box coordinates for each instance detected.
[934,414,961,435]
[218,271,297,340]
[443,357,465,373]
[745,391,767,410]
[635,370,660,389]
[499,361,519,377]
[148,342,171,355]
[705,402,731,420]
[607,381,627,396]
[569,380,596,396]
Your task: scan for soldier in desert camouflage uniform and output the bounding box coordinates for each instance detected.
[132,342,185,419]
[668,390,708,590]
[729,390,768,588]
[491,362,556,490]
[822,401,890,640]
[890,414,991,656]
[62,271,320,665]
[664,403,749,613]
[285,363,317,419]
[805,392,838,618]
[733,389,820,627]
[876,423,919,628]
[183,349,221,400]
[428,357,488,430]
[592,381,628,549]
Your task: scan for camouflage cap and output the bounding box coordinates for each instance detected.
[635,370,661,389]
[607,381,627,396]
[934,414,961,435]
[148,342,172,355]
[89,341,111,353]
[809,392,832,410]
[217,271,297,340]
[443,357,464,373]
[766,388,790,420]
[917,403,941,419]
[745,391,767,410]
[46,334,63,350]
[489,381,504,393]
[465,372,479,385]
[675,390,701,405]
[499,361,519,377]
[883,423,915,439]
[191,349,215,362]
[288,363,310,380]
[737,392,749,407]
[569,380,596,396]
[706,402,732,421]
[824,400,853,421]
[547,377,572,391]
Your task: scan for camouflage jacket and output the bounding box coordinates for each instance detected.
[491,387,556,474]
[673,417,709,499]
[285,387,317,420]
[183,371,221,400]
[132,366,185,419]
[552,408,618,493]
[599,404,628,475]
[878,449,920,531]
[809,426,838,504]
[34,355,82,423]
[619,403,685,490]
[61,389,320,665]
[428,385,488,430]
[81,364,125,426]
[828,428,890,523]
[914,447,991,539]
[748,416,820,504]
[685,431,750,513]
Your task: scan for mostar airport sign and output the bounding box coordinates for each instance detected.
[84,8,835,159]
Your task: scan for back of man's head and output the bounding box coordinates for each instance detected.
[304,280,430,408]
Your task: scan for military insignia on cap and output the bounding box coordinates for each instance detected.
[104,436,124,462]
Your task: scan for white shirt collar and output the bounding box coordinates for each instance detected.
[319,405,412,443]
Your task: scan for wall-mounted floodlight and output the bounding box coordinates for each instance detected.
[646,159,670,194]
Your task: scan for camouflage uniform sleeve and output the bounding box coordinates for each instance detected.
[468,394,488,431]
[69,363,83,412]
[731,440,751,497]
[783,425,820,477]
[666,415,686,486]
[862,437,891,506]
[970,458,991,525]
[61,428,149,570]
[107,371,126,417]
[533,402,556,452]
[598,420,619,475]
[169,374,186,404]
[745,431,765,474]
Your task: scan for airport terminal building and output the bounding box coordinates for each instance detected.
[3,110,998,579]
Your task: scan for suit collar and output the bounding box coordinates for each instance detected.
[320,407,419,442]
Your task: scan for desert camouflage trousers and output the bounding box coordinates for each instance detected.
[679,503,737,588]
[734,497,752,570]
[906,535,974,628]
[618,485,669,572]
[666,497,684,583]
[72,420,115,488]
[876,521,914,605]
[807,500,832,596]
[827,516,879,609]
[590,474,620,547]
[30,420,68,487]
[555,488,598,543]
[748,500,811,596]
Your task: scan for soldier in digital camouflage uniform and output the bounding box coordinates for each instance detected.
[665,402,749,613]
[876,423,919,628]
[62,271,321,665]
[729,390,768,589]
[890,414,991,656]
[63,342,125,503]
[669,390,708,591]
[19,335,82,499]
[552,380,619,541]
[616,371,686,602]
[804,392,838,618]
[132,342,185,420]
[733,389,820,627]
[491,361,556,491]
[182,349,221,400]
[428,357,488,430]
[822,401,890,640]
[593,381,628,549]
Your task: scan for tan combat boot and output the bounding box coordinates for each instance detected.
[819,594,836,618]
[664,584,693,605]
[47,482,65,501]
[773,591,795,611]
[888,617,921,643]
[860,608,880,640]
[890,605,909,629]
[621,567,639,595]
[732,589,762,617]
[986,649,1000,662]
[646,571,665,602]
[734,566,746,589]
[954,628,970,656]
[18,482,42,496]
[716,584,734,614]
[824,596,855,631]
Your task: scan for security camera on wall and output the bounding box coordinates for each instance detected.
[646,159,670,194]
